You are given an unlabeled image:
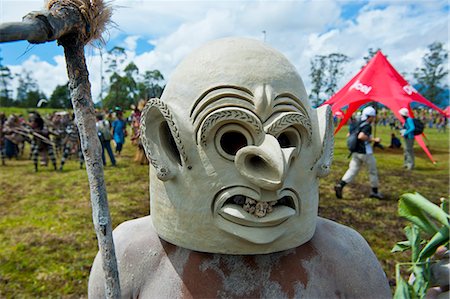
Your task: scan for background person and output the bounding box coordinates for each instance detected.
[59,115,84,171]
[389,133,402,149]
[437,116,447,133]
[399,107,415,170]
[130,100,148,165]
[112,109,127,156]
[2,114,22,160]
[96,114,116,166]
[29,112,57,172]
[335,106,383,199]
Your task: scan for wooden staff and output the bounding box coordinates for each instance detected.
[11,127,55,147]
[0,1,120,297]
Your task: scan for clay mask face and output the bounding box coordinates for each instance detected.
[141,38,334,254]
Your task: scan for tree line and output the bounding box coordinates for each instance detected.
[0,46,165,110]
[0,41,447,110]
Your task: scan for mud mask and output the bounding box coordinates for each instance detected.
[141,38,334,254]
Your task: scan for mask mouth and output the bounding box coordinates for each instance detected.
[214,187,298,228]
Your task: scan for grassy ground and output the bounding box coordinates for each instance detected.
[319,125,449,288]
[0,122,448,298]
[0,141,149,298]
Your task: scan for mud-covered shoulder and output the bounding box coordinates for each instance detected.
[311,217,392,298]
[314,217,371,247]
[88,216,163,298]
[112,215,160,253]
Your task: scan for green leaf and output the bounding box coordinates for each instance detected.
[412,264,430,298]
[394,276,411,299]
[405,225,421,262]
[440,198,449,214]
[392,240,411,253]
[418,226,450,260]
[403,193,449,226]
[398,193,448,235]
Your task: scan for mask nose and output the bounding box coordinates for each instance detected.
[235,134,295,191]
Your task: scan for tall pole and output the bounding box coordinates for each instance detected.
[373,101,378,138]
[100,48,104,103]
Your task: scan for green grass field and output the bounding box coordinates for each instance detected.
[0,118,448,297]
[1,107,68,117]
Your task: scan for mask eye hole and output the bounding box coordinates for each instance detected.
[220,131,248,156]
[215,124,253,161]
[277,128,300,149]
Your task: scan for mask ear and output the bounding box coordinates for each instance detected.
[315,105,334,178]
[140,98,187,181]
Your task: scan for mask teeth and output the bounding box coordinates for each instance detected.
[232,195,246,205]
[242,197,278,218]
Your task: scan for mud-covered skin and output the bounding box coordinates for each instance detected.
[88,216,391,298]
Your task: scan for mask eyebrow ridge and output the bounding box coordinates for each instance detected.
[265,112,312,145]
[273,93,308,116]
[195,107,263,146]
[190,85,254,121]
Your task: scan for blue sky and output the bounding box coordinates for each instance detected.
[0,33,156,66]
[0,0,448,103]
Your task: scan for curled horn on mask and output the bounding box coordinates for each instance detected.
[315,105,334,178]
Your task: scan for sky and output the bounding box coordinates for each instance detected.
[0,0,449,104]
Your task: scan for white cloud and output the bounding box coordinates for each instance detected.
[8,54,67,97]
[292,2,450,88]
[126,0,344,90]
[1,0,448,104]
[0,1,45,23]
[123,35,139,52]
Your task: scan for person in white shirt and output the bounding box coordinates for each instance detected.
[335,106,383,199]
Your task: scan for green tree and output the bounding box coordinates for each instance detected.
[309,53,348,107]
[25,90,47,108]
[102,46,126,108]
[122,62,139,105]
[48,83,71,108]
[138,69,165,100]
[0,51,14,106]
[102,47,139,109]
[15,70,41,107]
[362,47,383,66]
[103,73,126,109]
[105,46,126,76]
[413,42,448,106]
[324,53,349,98]
[103,62,139,109]
[100,45,166,108]
[309,55,327,107]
